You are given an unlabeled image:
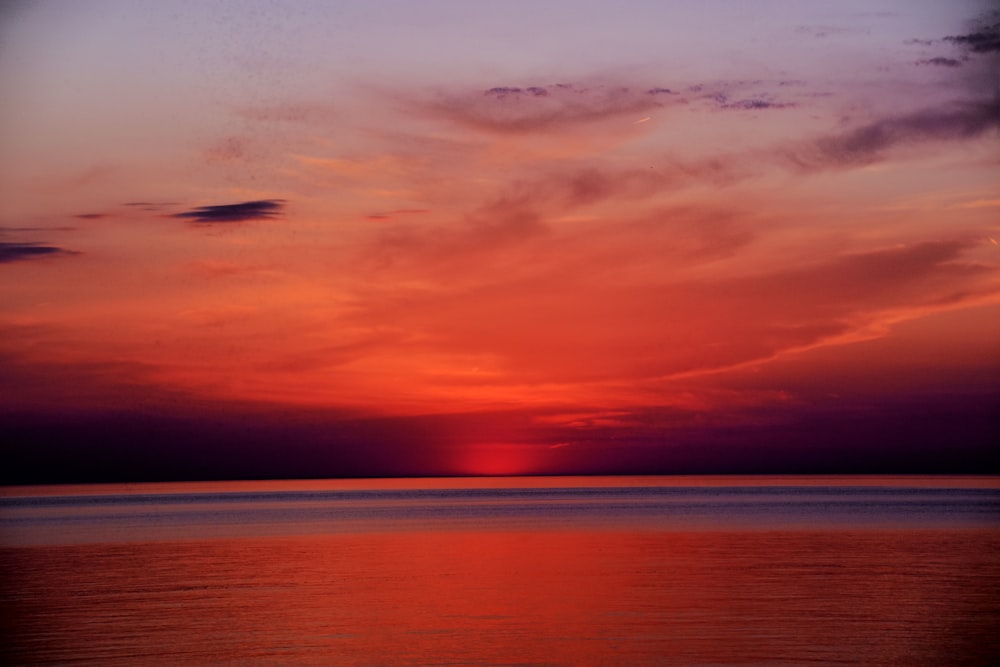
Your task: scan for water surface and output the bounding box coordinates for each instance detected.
[3,476,999,665]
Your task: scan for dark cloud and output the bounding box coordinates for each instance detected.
[944,21,1000,53]
[792,98,1000,167]
[174,199,285,224]
[0,241,77,263]
[710,92,794,111]
[646,87,676,95]
[484,86,523,97]
[75,213,109,220]
[696,82,799,111]
[483,86,552,98]
[915,57,964,67]
[5,388,996,483]
[547,393,1000,476]
[903,12,999,59]
[726,98,794,111]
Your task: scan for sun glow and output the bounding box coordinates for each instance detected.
[453,443,551,477]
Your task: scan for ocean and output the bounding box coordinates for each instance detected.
[2,476,999,665]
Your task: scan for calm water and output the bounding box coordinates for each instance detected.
[2,476,999,665]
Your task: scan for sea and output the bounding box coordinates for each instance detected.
[2,475,999,666]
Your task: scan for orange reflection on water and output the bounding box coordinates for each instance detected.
[4,527,999,664]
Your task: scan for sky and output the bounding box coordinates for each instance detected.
[1,0,998,483]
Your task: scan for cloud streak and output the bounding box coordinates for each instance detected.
[347,181,995,390]
[366,208,430,221]
[944,20,1000,54]
[789,98,1000,168]
[174,199,285,224]
[915,57,964,67]
[0,242,77,264]
[423,82,669,133]
[710,92,795,111]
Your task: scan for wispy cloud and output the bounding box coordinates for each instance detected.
[0,226,76,232]
[236,102,340,124]
[915,57,964,67]
[174,199,285,224]
[789,98,1000,168]
[710,93,795,111]
[422,82,669,134]
[346,164,995,391]
[124,202,177,211]
[0,242,78,263]
[904,11,1000,63]
[366,209,430,221]
[944,20,1000,53]
[795,24,867,39]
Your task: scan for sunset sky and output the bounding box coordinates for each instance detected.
[2,0,998,482]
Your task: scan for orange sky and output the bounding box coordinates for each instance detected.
[1,1,998,481]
